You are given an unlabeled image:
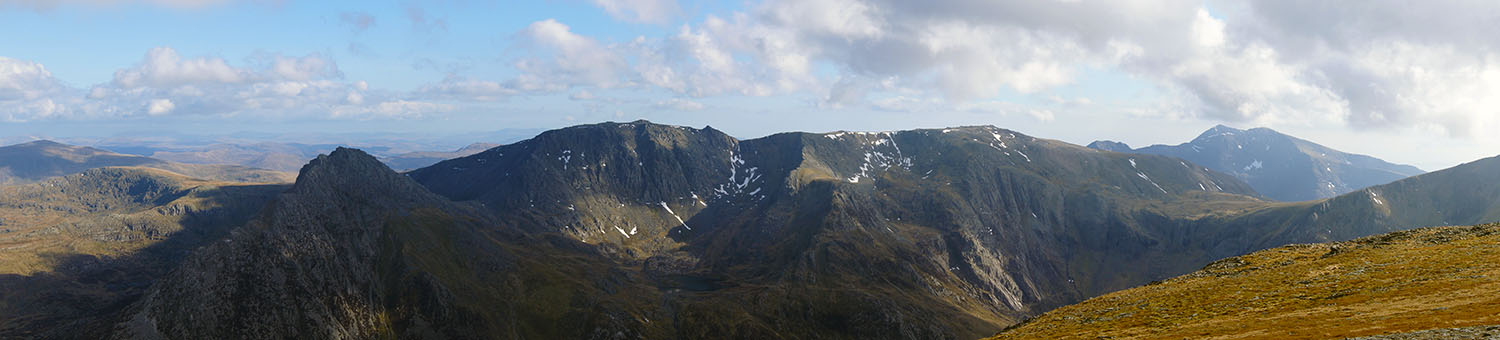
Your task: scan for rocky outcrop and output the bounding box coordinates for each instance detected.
[113,148,456,339]
[113,147,665,339]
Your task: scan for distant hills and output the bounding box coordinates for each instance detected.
[98,141,501,172]
[0,140,293,185]
[135,142,339,173]
[379,142,501,171]
[1089,125,1424,201]
[52,128,541,172]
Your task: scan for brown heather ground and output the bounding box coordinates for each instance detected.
[990,223,1500,340]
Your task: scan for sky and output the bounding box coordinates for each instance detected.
[1,0,1499,171]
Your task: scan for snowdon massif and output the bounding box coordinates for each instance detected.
[1090,125,1425,202]
[2,121,1494,339]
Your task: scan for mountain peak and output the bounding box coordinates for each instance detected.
[1194,124,1245,141]
[1245,126,1281,134]
[17,139,67,148]
[299,147,386,173]
[292,147,413,195]
[1133,125,1425,201]
[1086,140,1132,152]
[1209,124,1241,132]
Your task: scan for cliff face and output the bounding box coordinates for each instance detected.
[115,147,431,339]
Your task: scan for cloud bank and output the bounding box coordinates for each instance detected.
[0,47,446,122]
[5,0,1500,142]
[475,0,1500,138]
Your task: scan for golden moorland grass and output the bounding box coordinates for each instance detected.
[990,223,1500,340]
[0,167,285,275]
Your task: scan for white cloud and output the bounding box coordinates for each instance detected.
[592,0,679,24]
[0,57,61,100]
[112,47,244,89]
[2,48,450,120]
[0,57,74,121]
[331,100,453,119]
[653,98,705,111]
[515,19,629,89]
[146,98,174,115]
[268,54,341,81]
[415,77,519,101]
[487,1,1197,106]
[506,0,1500,143]
[569,90,596,100]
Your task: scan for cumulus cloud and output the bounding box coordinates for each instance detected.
[592,0,679,24]
[146,98,174,115]
[112,47,244,88]
[516,19,629,88]
[483,0,1500,139]
[1,48,449,121]
[0,57,75,121]
[653,98,705,111]
[415,76,519,101]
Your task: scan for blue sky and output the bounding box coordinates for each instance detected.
[3,0,1500,171]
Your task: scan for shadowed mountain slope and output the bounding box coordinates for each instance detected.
[114,148,673,339]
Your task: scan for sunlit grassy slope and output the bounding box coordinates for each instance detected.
[989,223,1500,339]
[0,167,284,275]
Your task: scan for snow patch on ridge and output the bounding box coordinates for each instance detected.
[845,132,913,183]
[659,202,691,230]
[1243,160,1263,171]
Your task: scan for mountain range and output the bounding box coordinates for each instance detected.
[1089,125,1425,202]
[1,121,1495,339]
[29,128,541,172]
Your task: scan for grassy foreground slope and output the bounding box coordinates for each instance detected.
[990,223,1500,339]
